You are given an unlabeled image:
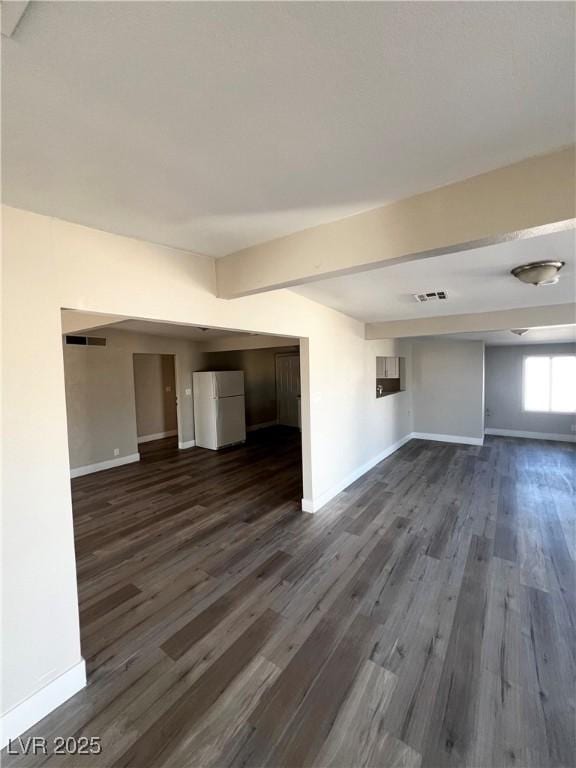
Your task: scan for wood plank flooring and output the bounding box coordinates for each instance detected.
[3,429,575,768]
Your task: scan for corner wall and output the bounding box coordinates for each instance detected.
[2,209,84,744]
[1,205,414,741]
[411,339,485,444]
[63,329,203,471]
[303,336,413,511]
[485,343,576,439]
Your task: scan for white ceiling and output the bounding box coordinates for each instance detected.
[99,320,241,340]
[292,230,575,322]
[78,318,300,349]
[409,325,576,346]
[2,2,574,257]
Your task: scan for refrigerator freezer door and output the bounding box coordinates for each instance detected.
[214,370,244,398]
[216,395,246,447]
[193,371,217,399]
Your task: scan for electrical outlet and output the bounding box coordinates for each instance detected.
[114,448,120,456]
[165,386,172,392]
[185,388,192,396]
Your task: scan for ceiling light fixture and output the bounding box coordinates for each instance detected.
[511,260,565,286]
[510,329,529,336]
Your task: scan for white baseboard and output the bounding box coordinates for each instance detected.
[301,433,413,514]
[137,430,177,444]
[411,432,484,446]
[301,429,491,513]
[485,428,576,443]
[178,440,196,450]
[70,453,140,478]
[247,420,278,432]
[0,659,86,749]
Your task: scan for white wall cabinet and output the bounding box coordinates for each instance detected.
[377,356,400,378]
[387,357,400,378]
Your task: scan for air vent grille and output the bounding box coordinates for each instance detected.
[413,290,448,303]
[65,335,107,346]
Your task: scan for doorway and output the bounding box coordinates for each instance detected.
[133,353,178,444]
[276,353,301,428]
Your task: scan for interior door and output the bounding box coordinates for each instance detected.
[216,395,246,446]
[276,354,301,428]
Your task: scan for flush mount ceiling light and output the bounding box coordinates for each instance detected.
[510,329,529,336]
[511,261,565,286]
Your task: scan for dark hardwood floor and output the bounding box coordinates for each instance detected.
[4,430,575,767]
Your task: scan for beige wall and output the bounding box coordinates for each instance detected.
[133,354,177,439]
[203,346,299,428]
[63,329,202,470]
[485,343,576,436]
[411,339,485,442]
[63,338,139,468]
[2,209,81,731]
[2,205,415,728]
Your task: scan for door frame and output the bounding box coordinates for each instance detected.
[275,351,301,428]
[131,352,181,446]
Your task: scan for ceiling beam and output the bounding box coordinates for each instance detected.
[61,310,128,335]
[199,334,299,353]
[216,147,575,298]
[366,303,576,339]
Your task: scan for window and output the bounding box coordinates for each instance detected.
[523,355,576,413]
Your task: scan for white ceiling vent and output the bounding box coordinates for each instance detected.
[412,290,448,303]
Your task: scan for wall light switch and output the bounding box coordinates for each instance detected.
[165,386,172,392]
[114,448,120,456]
[185,388,192,396]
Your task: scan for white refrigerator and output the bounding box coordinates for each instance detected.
[193,371,246,450]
